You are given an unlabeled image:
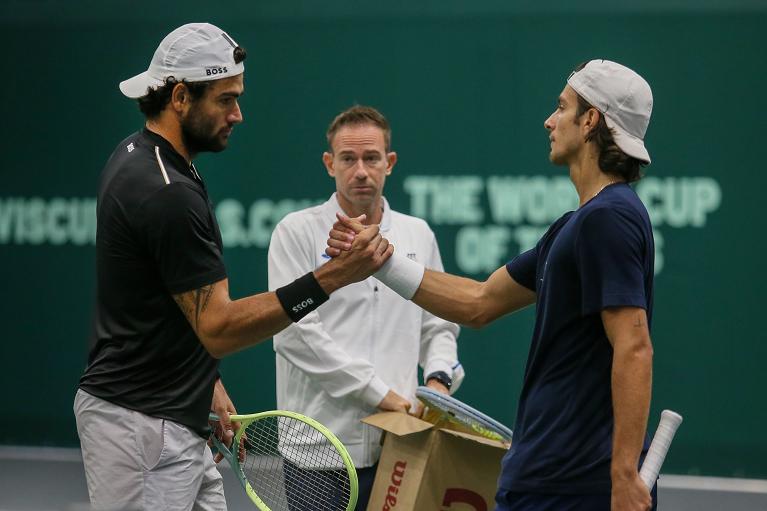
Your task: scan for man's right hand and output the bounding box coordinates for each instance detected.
[315,220,393,293]
[611,472,652,511]
[326,213,366,258]
[378,390,412,414]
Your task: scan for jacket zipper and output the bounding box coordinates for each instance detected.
[366,278,381,467]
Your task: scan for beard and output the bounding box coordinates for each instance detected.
[180,104,228,155]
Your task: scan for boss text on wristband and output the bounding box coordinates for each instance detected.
[275,272,330,322]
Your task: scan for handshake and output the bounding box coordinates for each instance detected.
[315,213,425,301]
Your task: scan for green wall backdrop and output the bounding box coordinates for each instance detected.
[1,0,764,479]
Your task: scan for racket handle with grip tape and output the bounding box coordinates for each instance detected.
[639,410,683,489]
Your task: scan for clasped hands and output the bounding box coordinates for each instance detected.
[326,213,373,257]
[320,213,395,287]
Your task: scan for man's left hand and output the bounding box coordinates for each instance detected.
[210,378,241,463]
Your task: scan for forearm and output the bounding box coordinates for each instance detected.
[206,261,355,357]
[611,334,653,478]
[180,222,392,358]
[174,276,318,359]
[201,291,292,358]
[330,218,534,325]
[410,270,486,327]
[413,267,535,328]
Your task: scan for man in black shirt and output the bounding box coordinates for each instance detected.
[75,23,392,510]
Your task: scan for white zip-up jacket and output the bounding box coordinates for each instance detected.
[268,194,462,468]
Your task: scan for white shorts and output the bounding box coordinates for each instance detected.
[74,389,226,511]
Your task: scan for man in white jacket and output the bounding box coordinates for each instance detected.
[268,105,462,510]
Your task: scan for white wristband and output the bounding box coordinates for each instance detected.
[374,252,425,300]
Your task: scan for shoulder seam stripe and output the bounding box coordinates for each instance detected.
[154,146,171,185]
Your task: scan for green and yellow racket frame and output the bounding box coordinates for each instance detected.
[209,410,359,511]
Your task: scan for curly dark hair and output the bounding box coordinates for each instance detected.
[136,45,247,119]
[137,78,210,118]
[572,62,644,183]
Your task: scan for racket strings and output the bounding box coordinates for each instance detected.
[444,409,505,441]
[418,389,513,444]
[431,406,501,440]
[239,416,351,511]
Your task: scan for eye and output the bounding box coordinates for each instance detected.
[364,155,382,164]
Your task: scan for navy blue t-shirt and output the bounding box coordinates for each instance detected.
[499,182,655,494]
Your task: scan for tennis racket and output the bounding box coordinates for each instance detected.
[209,411,358,511]
[415,386,513,443]
[639,409,683,489]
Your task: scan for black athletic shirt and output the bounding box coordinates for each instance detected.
[500,183,654,494]
[79,128,227,437]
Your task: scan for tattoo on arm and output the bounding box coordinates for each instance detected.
[173,283,216,330]
[633,314,645,328]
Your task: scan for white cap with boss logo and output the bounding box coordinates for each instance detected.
[119,23,244,99]
[567,59,653,164]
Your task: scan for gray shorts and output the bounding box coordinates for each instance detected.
[74,389,226,511]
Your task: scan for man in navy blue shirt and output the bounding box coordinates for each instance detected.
[328,60,657,511]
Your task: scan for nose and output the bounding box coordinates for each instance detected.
[228,101,243,124]
[544,112,557,132]
[353,159,369,179]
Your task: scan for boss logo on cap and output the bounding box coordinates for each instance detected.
[205,66,229,76]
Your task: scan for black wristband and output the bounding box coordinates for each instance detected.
[426,370,452,390]
[275,272,330,322]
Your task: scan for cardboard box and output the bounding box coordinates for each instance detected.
[362,412,509,511]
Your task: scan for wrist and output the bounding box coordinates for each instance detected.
[374,252,425,299]
[313,261,344,295]
[426,370,452,391]
[275,272,330,322]
[611,461,638,481]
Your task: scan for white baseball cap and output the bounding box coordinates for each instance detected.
[567,59,653,164]
[119,23,244,99]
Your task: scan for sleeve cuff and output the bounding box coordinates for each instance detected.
[360,375,389,408]
[450,362,465,394]
[423,360,453,380]
[583,293,647,316]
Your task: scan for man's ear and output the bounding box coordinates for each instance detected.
[323,152,335,177]
[171,82,190,113]
[385,151,397,176]
[582,108,600,139]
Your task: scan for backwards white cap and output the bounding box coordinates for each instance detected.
[567,59,653,164]
[119,23,244,99]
